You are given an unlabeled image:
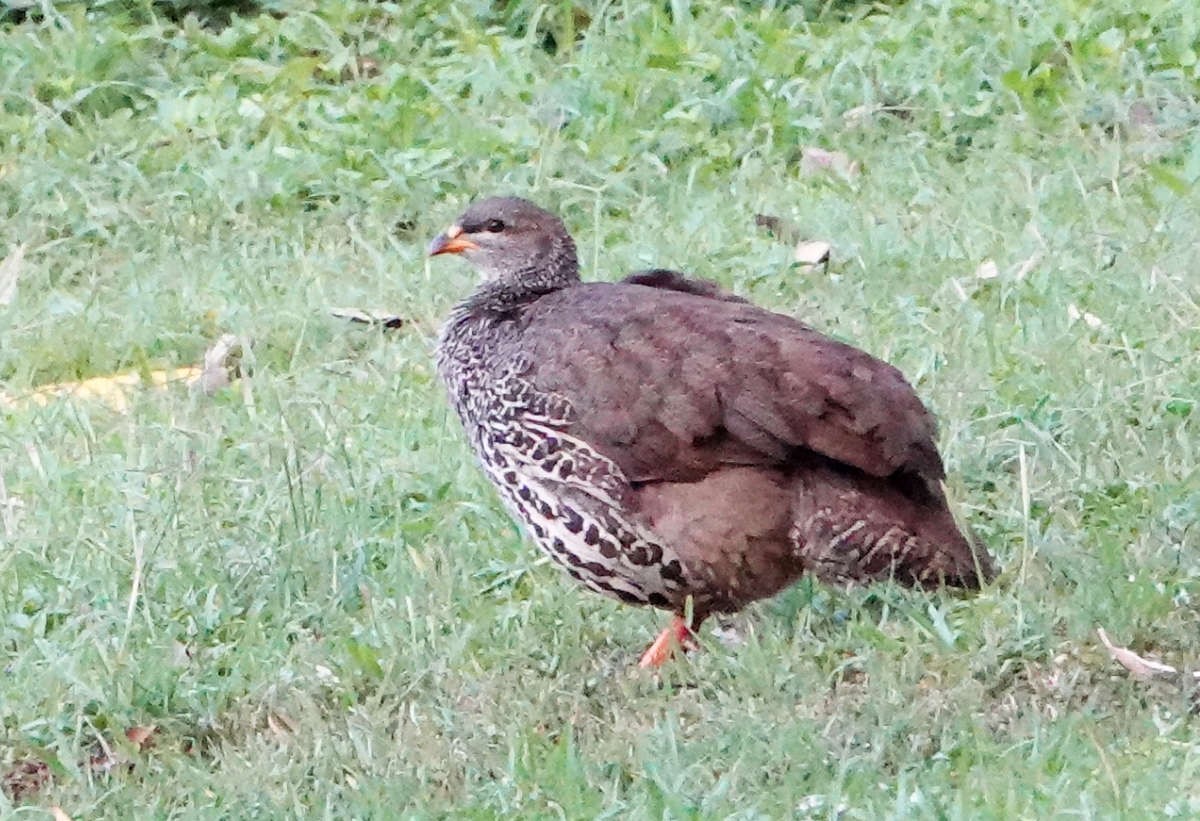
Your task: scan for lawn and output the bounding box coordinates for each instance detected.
[1,0,1198,816]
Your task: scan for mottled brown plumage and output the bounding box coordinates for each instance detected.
[429,196,995,666]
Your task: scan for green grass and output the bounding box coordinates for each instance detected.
[2,0,1199,816]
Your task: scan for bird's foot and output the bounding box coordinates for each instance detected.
[638,615,697,668]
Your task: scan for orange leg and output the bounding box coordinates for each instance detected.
[638,614,697,668]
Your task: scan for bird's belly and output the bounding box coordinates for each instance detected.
[632,466,804,614]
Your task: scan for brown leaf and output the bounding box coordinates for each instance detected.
[339,55,382,82]
[88,727,136,775]
[88,750,123,775]
[124,725,158,751]
[1,757,51,801]
[1097,627,1179,681]
[267,711,299,741]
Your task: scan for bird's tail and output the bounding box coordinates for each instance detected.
[791,466,996,590]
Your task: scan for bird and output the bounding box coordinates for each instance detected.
[427,196,995,668]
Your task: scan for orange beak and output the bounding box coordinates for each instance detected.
[427,224,479,256]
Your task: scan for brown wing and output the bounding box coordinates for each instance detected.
[619,269,748,302]
[515,280,945,487]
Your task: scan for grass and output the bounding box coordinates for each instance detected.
[1,0,1198,816]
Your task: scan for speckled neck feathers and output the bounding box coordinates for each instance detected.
[460,231,580,314]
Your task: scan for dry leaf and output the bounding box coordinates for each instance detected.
[0,473,23,541]
[88,739,123,775]
[1067,303,1105,330]
[50,807,74,821]
[1,758,51,801]
[4,730,159,804]
[330,307,406,329]
[1013,254,1039,281]
[267,711,299,740]
[841,104,876,126]
[125,725,158,751]
[798,147,860,179]
[794,240,832,270]
[196,334,246,395]
[974,259,999,280]
[0,243,23,306]
[340,55,382,82]
[171,640,194,668]
[1097,627,1179,681]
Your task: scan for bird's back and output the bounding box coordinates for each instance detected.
[512,279,944,488]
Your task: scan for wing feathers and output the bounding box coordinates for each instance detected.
[518,280,944,487]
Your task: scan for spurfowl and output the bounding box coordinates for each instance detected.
[428,196,995,667]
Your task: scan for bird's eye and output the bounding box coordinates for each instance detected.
[484,219,506,233]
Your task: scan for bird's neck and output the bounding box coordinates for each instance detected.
[436,292,536,428]
[437,237,581,398]
[464,240,582,314]
[438,279,556,373]
[461,278,556,313]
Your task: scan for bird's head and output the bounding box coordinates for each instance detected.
[427,196,580,293]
